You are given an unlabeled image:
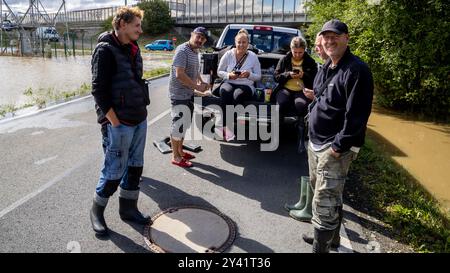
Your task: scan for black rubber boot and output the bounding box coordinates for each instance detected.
[302,232,340,249]
[90,200,108,235]
[303,206,343,249]
[119,197,151,224]
[312,228,334,253]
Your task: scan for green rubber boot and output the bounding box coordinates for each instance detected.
[284,176,309,212]
[289,178,313,222]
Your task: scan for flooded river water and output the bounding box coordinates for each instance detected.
[0,56,92,106]
[368,106,450,213]
[0,53,171,107]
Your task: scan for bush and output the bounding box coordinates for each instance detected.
[306,0,450,121]
[102,16,113,32]
[138,0,174,36]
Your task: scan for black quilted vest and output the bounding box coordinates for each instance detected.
[97,40,148,125]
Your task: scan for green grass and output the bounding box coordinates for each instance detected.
[143,67,171,79]
[0,104,18,118]
[348,137,450,252]
[22,83,92,109]
[0,83,93,119]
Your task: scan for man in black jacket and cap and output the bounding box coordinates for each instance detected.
[302,19,374,252]
[90,6,151,236]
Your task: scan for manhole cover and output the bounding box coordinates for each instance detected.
[144,206,236,253]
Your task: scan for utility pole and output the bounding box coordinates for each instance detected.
[125,0,127,6]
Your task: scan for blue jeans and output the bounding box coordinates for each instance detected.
[96,120,147,198]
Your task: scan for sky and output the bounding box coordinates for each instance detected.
[1,0,140,13]
[1,0,306,14]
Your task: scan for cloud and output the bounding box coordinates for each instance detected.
[2,0,138,13]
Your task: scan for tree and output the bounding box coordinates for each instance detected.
[138,0,174,36]
[306,0,450,120]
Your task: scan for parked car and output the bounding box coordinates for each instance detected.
[144,40,174,51]
[35,27,60,42]
[1,20,18,31]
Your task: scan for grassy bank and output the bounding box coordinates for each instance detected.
[0,67,170,119]
[22,83,92,109]
[347,137,450,253]
[143,67,170,79]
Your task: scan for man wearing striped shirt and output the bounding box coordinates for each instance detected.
[168,27,210,168]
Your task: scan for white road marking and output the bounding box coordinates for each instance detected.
[31,131,44,136]
[0,108,172,220]
[0,155,94,219]
[34,155,58,165]
[148,109,171,126]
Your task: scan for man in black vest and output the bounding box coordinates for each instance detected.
[90,6,151,236]
[302,19,374,252]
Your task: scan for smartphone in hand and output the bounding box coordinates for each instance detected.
[234,71,242,75]
[292,69,300,74]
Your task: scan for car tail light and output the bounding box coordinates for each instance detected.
[254,26,273,31]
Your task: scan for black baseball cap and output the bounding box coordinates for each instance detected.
[193,26,208,39]
[319,19,349,35]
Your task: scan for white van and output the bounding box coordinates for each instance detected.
[36,27,60,42]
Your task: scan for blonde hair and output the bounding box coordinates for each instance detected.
[235,28,250,42]
[290,36,307,49]
[112,6,144,30]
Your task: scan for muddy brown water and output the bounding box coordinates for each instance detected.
[0,55,92,106]
[368,106,450,213]
[0,53,171,107]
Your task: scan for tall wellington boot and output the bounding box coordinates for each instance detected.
[284,176,309,211]
[119,197,151,224]
[118,187,151,225]
[90,199,108,235]
[289,179,313,222]
[303,206,343,249]
[312,228,335,253]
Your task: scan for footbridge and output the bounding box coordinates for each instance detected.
[14,0,311,30]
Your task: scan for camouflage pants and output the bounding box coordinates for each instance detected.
[308,142,358,230]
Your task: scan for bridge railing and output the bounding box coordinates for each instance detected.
[22,1,309,26]
[174,11,309,25]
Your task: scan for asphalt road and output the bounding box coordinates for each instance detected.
[0,76,363,253]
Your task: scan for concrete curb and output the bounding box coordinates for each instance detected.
[0,74,170,125]
[146,73,170,81]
